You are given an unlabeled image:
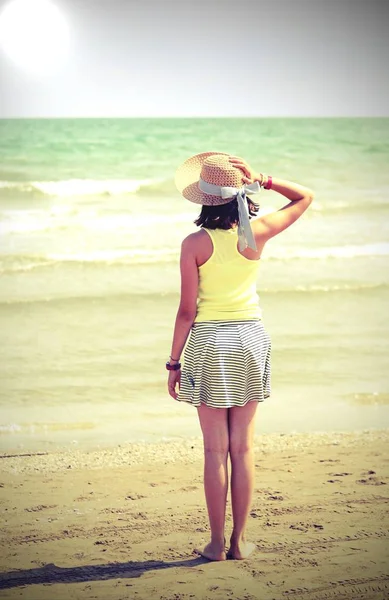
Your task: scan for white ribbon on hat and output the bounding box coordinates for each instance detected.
[198,178,261,251]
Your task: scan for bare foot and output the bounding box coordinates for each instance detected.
[194,542,227,561]
[227,541,256,560]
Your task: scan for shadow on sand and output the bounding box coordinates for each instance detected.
[0,556,208,590]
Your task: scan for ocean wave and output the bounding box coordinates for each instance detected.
[0,177,163,198]
[253,282,389,296]
[0,423,22,433]
[0,282,387,306]
[0,207,197,235]
[0,248,178,273]
[1,242,389,274]
[0,422,95,434]
[1,178,388,208]
[268,242,389,260]
[47,248,178,264]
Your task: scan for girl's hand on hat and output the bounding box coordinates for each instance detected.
[228,156,255,184]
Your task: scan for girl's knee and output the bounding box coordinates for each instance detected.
[229,436,254,458]
[203,442,229,457]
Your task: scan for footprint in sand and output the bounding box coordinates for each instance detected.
[357,470,386,485]
[125,493,146,500]
[24,504,57,512]
[179,485,199,492]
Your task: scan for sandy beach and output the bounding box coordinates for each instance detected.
[0,430,388,600]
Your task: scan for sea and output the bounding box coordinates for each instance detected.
[0,117,388,452]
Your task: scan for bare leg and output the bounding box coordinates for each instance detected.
[228,401,258,559]
[195,403,229,561]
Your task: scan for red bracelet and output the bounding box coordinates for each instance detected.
[265,175,272,190]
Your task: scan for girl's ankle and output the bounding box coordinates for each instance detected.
[230,532,245,545]
[211,537,226,548]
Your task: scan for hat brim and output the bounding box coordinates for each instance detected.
[175,151,232,206]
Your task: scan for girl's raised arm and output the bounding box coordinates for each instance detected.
[229,157,314,240]
[253,177,314,240]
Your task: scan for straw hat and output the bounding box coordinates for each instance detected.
[175,152,247,206]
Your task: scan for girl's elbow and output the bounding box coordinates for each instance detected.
[177,307,197,322]
[303,189,314,206]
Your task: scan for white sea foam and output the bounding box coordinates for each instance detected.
[0,178,155,197]
[268,243,389,260]
[45,242,389,263]
[32,178,154,196]
[0,423,22,433]
[0,206,197,235]
[0,248,178,273]
[1,242,389,275]
[0,282,387,307]
[47,247,177,263]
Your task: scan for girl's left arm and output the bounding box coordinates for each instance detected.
[167,235,198,399]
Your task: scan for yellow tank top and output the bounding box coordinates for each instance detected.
[194,227,262,322]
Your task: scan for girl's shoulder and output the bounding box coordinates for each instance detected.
[182,229,209,248]
[181,229,213,265]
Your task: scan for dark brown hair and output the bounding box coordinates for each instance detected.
[194,197,260,230]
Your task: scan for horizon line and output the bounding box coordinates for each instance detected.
[1,115,388,120]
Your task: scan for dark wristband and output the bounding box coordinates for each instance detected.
[166,361,181,371]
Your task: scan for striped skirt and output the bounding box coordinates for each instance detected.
[177,320,271,409]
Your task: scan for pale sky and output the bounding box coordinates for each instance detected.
[0,0,388,118]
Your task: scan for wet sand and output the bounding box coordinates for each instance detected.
[1,430,389,600]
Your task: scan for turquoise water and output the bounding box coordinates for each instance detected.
[0,118,388,451]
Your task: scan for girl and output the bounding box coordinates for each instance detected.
[167,152,314,561]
